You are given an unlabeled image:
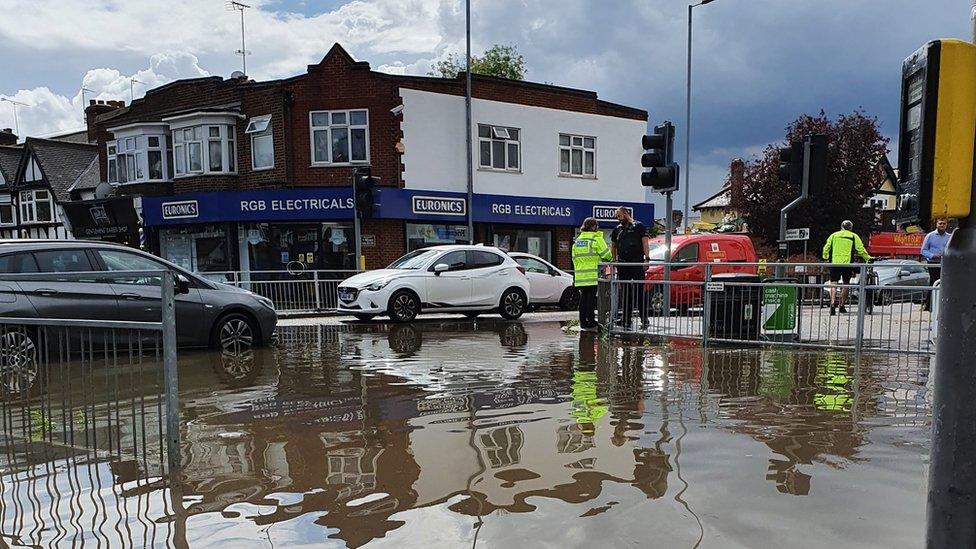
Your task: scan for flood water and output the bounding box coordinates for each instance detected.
[0,320,931,548]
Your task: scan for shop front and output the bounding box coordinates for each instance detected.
[143,188,355,278]
[374,188,654,270]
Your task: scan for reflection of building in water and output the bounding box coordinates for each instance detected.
[480,426,524,469]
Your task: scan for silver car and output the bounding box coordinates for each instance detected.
[0,240,277,350]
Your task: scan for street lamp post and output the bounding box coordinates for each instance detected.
[684,0,718,233]
[465,0,475,244]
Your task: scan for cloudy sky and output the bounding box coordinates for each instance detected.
[0,0,968,210]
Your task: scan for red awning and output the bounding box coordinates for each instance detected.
[868,232,924,257]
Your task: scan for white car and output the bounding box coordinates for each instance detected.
[508,252,579,310]
[336,245,531,322]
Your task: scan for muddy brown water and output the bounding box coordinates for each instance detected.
[0,320,931,548]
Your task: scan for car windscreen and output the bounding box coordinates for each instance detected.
[388,249,442,270]
[646,243,669,262]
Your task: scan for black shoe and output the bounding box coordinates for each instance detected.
[839,306,848,314]
[830,305,836,316]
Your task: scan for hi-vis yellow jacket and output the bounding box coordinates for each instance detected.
[572,231,611,287]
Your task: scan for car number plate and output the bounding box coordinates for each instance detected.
[339,290,355,301]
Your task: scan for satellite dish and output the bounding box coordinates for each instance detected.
[94,181,113,199]
[231,70,246,80]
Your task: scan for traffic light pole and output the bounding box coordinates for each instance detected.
[927,208,976,547]
[776,139,810,278]
[664,191,673,316]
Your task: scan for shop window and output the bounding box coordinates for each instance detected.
[0,194,15,227]
[559,133,596,177]
[405,223,470,252]
[19,189,55,224]
[246,115,274,170]
[478,124,520,172]
[492,228,552,261]
[309,109,369,165]
[241,222,355,274]
[159,225,231,273]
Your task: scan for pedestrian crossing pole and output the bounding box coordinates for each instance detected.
[909,38,976,547]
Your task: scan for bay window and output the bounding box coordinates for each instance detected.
[309,109,369,165]
[107,123,170,184]
[163,112,241,177]
[19,189,54,224]
[559,134,596,177]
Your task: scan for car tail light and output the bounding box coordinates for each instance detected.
[516,266,526,275]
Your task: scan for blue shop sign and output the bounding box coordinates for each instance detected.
[473,193,653,227]
[143,188,354,226]
[376,188,653,226]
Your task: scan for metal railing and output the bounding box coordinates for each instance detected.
[0,270,185,546]
[599,261,940,354]
[202,269,360,314]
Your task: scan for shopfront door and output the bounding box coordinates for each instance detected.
[491,226,553,261]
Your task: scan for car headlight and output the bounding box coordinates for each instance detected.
[255,295,275,310]
[365,280,390,292]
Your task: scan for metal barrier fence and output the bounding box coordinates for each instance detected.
[599,261,939,354]
[202,269,360,314]
[0,271,183,545]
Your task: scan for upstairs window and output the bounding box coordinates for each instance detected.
[559,134,596,177]
[478,124,520,172]
[0,194,15,227]
[19,189,54,224]
[246,115,274,170]
[112,132,169,184]
[309,110,369,165]
[173,124,237,176]
[22,156,43,183]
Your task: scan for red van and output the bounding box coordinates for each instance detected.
[643,234,758,313]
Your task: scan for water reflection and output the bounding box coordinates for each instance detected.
[0,321,931,548]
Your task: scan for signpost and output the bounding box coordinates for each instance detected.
[762,285,798,341]
[784,228,810,241]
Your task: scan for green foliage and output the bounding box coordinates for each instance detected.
[429,44,526,80]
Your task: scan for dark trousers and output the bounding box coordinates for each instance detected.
[578,285,597,328]
[925,264,941,310]
[617,265,646,325]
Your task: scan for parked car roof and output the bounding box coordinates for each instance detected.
[0,239,129,253]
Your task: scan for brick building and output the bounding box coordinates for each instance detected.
[88,44,652,277]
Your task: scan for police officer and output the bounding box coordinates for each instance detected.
[572,217,611,330]
[822,219,872,315]
[611,207,650,328]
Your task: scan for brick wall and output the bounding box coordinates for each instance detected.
[554,226,576,271]
[360,218,405,269]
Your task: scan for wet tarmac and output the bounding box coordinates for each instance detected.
[0,319,932,548]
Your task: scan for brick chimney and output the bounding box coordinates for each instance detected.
[85,99,125,144]
[0,128,16,146]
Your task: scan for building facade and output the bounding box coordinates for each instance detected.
[91,44,652,275]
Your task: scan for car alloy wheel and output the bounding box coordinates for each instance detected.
[389,291,419,323]
[0,330,38,396]
[500,289,526,320]
[219,316,255,352]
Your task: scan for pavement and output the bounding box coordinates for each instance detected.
[278,309,578,326]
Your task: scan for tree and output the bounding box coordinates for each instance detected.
[429,44,526,80]
[728,110,889,254]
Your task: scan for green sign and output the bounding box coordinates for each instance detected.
[762,285,797,331]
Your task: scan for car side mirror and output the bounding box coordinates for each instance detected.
[898,269,911,277]
[176,274,191,294]
[433,263,449,275]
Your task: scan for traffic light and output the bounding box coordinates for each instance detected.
[806,134,827,197]
[897,39,976,223]
[353,169,378,219]
[641,122,679,192]
[778,141,803,185]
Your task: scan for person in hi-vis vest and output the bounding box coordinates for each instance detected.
[572,217,611,331]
